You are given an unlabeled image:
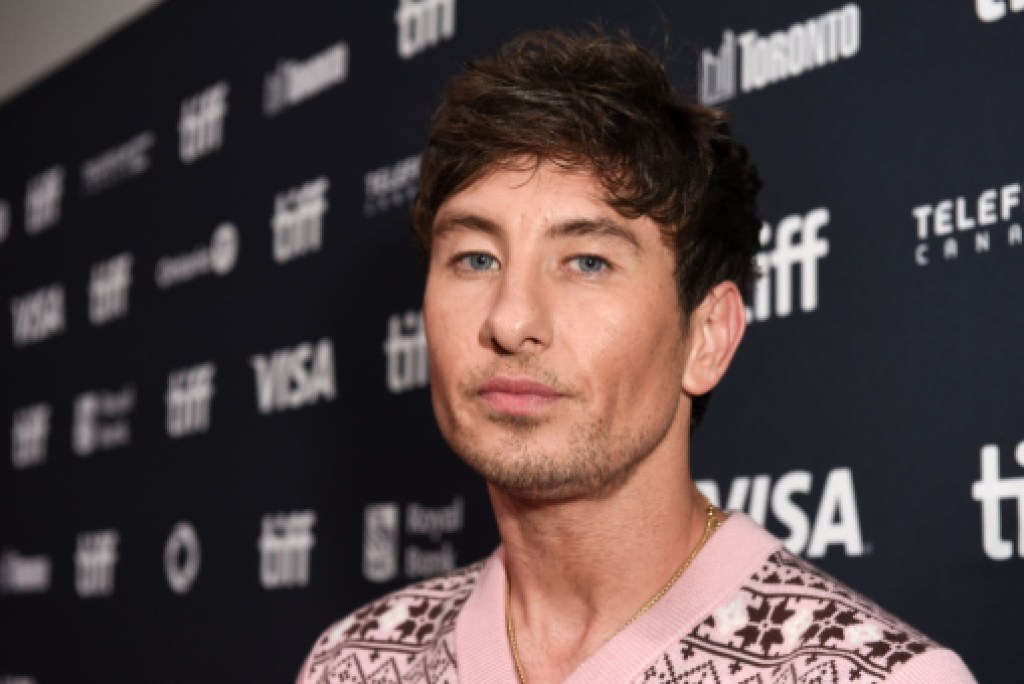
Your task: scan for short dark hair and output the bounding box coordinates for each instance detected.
[412,27,762,429]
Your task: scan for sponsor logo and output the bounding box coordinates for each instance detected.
[384,309,428,393]
[272,176,329,264]
[395,0,455,59]
[977,0,1024,21]
[972,440,1024,560]
[0,549,51,594]
[75,530,119,598]
[164,521,201,594]
[81,132,154,195]
[166,362,216,438]
[363,497,464,582]
[912,181,1021,267]
[251,338,336,414]
[0,677,36,684]
[89,252,133,325]
[11,403,50,469]
[72,385,134,457]
[700,4,861,105]
[10,283,65,346]
[180,81,229,163]
[155,222,239,288]
[364,154,419,217]
[748,208,830,323]
[0,199,9,244]
[258,510,316,589]
[697,467,864,558]
[24,166,64,235]
[264,42,348,116]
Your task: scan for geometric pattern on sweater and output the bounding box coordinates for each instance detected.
[636,550,939,684]
[299,561,484,684]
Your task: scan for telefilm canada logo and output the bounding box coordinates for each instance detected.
[697,467,865,558]
[80,131,153,196]
[972,439,1023,560]
[363,498,464,583]
[699,3,861,105]
[364,154,419,217]
[747,208,830,323]
[911,181,1021,267]
[976,0,1024,21]
[395,0,455,59]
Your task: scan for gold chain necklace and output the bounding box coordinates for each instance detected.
[504,495,722,684]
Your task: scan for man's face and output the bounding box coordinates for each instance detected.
[423,161,690,500]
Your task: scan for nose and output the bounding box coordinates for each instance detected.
[479,260,553,355]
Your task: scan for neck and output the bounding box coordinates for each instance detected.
[491,417,715,683]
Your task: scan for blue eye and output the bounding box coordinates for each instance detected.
[572,255,608,273]
[460,253,498,271]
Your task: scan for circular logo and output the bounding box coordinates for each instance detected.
[164,521,201,594]
[209,223,239,275]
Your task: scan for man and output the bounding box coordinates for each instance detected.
[298,28,976,683]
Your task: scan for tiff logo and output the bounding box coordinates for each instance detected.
[180,81,229,163]
[166,362,216,438]
[11,403,50,469]
[264,42,348,116]
[395,0,455,59]
[748,208,830,322]
[272,176,329,263]
[89,253,133,325]
[977,0,1024,21]
[251,338,336,414]
[24,166,64,235]
[364,155,419,217]
[75,530,119,598]
[259,510,316,589]
[0,199,9,244]
[972,440,1024,560]
[72,386,135,456]
[10,283,65,346]
[384,310,428,394]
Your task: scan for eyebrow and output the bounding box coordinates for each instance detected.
[433,213,642,252]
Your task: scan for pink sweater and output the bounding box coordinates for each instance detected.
[297,512,976,683]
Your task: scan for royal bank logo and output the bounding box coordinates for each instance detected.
[258,510,316,589]
[699,4,861,105]
[81,131,154,195]
[24,166,64,235]
[747,208,830,323]
[264,42,348,116]
[0,549,51,595]
[697,467,864,558]
[72,385,134,457]
[977,0,1024,21]
[364,154,419,217]
[10,283,65,347]
[11,403,50,470]
[395,0,455,59]
[75,530,119,598]
[973,439,1024,560]
[0,199,10,245]
[155,222,239,288]
[166,362,216,438]
[384,309,428,394]
[180,81,229,163]
[89,252,133,325]
[164,521,201,594]
[272,176,328,264]
[251,338,336,415]
[911,181,1021,267]
[363,498,464,583]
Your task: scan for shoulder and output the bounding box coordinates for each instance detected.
[295,560,486,684]
[680,548,976,683]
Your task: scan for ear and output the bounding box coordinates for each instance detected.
[682,281,747,397]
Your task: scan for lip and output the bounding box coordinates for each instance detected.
[478,376,565,415]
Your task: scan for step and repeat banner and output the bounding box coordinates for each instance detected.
[1,1,1019,682]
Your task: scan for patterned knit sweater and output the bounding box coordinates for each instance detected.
[297,513,975,683]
